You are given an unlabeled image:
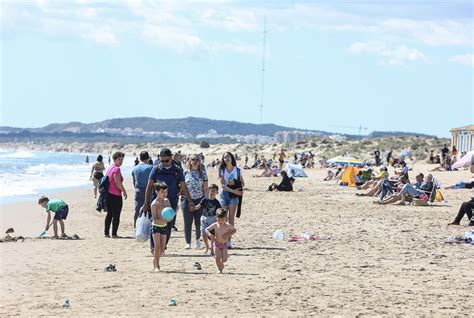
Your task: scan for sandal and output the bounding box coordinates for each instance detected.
[104,264,116,272]
[193,262,202,270]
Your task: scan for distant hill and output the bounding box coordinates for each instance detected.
[0,117,437,143]
[28,117,325,137]
[368,131,436,138]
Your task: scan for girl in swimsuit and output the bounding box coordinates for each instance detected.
[90,155,105,198]
[205,209,236,274]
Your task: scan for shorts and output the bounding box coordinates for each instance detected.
[54,205,69,220]
[201,215,216,235]
[151,224,168,235]
[214,241,227,251]
[220,191,239,207]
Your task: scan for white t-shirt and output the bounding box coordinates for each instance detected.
[221,167,239,184]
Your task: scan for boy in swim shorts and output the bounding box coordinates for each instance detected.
[151,181,171,272]
[205,209,236,274]
[38,196,69,239]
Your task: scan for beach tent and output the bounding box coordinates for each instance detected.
[397,151,412,158]
[327,156,364,167]
[451,150,474,170]
[284,163,308,178]
[340,166,360,187]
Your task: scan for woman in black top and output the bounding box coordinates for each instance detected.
[267,170,294,192]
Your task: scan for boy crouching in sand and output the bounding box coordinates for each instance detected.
[205,209,236,274]
[38,196,69,238]
[151,182,170,272]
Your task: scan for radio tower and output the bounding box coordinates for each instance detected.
[259,17,267,124]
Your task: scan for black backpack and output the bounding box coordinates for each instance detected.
[98,175,109,194]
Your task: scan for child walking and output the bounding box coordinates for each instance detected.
[151,182,171,272]
[195,184,221,254]
[38,196,69,238]
[205,209,236,274]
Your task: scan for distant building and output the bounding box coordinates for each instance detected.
[275,131,320,144]
[450,124,474,152]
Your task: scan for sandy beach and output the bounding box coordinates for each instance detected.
[0,162,472,316]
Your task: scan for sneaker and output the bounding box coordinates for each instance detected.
[184,243,192,249]
[226,240,233,249]
[195,241,203,249]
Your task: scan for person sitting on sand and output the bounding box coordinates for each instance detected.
[357,167,388,190]
[267,170,294,192]
[89,155,105,198]
[38,196,69,239]
[324,170,335,181]
[253,166,274,178]
[377,174,434,205]
[205,209,236,274]
[448,156,474,226]
[151,181,171,272]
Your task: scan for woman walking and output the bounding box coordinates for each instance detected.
[181,154,208,249]
[218,152,244,249]
[105,152,127,238]
[89,155,105,198]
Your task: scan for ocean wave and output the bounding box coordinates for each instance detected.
[0,151,35,159]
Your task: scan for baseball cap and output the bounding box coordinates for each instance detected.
[160,148,172,157]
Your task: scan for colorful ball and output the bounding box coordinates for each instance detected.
[161,207,176,221]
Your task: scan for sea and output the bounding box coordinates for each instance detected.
[0,150,135,204]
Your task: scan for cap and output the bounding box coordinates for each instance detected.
[160,148,172,157]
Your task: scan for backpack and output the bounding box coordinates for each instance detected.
[98,175,109,194]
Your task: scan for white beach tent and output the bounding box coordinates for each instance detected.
[284,163,308,178]
[452,151,474,170]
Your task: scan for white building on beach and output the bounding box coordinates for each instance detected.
[450,124,474,152]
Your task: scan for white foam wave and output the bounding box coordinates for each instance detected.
[0,151,35,159]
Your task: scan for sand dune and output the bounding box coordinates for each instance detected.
[0,163,472,316]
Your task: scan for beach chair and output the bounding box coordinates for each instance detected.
[412,178,441,206]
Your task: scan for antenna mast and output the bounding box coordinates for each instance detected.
[259,17,267,124]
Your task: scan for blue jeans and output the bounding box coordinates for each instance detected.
[181,197,203,244]
[220,191,239,207]
[400,184,422,197]
[133,190,146,228]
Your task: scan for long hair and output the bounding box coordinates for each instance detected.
[219,152,236,172]
[186,154,204,179]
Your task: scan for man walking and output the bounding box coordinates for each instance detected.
[131,151,153,227]
[143,148,194,246]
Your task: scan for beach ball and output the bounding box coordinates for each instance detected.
[162,207,176,221]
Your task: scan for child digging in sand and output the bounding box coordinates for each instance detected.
[151,182,171,272]
[38,196,69,239]
[205,209,236,274]
[195,184,221,254]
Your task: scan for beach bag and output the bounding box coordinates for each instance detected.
[135,212,151,242]
[98,175,109,194]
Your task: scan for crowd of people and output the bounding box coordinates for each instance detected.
[38,144,473,273]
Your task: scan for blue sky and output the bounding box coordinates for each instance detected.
[1,0,472,137]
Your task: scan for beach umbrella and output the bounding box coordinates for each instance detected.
[397,151,412,158]
[452,150,474,169]
[327,156,364,167]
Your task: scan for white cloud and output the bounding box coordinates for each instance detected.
[142,25,203,53]
[82,28,118,45]
[449,54,474,67]
[349,41,426,65]
[1,1,472,59]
